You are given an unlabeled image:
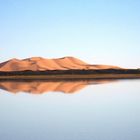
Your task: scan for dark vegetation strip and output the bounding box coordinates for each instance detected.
[0,69,138,76]
[0,74,140,81]
[0,69,140,76]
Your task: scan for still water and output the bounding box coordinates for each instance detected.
[0,79,140,140]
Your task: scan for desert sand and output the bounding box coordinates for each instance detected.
[0,57,121,71]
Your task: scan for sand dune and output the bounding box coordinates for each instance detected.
[0,80,117,94]
[0,57,121,71]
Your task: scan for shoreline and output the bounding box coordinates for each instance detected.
[0,73,140,80]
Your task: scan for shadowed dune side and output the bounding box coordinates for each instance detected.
[0,80,118,94]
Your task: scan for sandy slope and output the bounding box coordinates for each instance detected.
[0,57,121,71]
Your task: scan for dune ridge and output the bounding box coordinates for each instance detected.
[0,57,121,71]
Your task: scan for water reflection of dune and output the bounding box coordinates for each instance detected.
[0,80,117,94]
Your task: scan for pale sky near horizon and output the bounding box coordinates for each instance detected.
[0,0,140,68]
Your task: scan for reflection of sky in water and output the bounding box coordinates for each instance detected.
[0,80,140,140]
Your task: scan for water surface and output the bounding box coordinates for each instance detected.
[0,79,140,140]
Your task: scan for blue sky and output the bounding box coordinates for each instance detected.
[0,0,140,68]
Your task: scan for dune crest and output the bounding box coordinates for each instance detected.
[0,57,121,71]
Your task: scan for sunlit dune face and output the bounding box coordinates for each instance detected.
[0,80,118,94]
[0,57,121,71]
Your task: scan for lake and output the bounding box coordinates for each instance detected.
[0,79,140,140]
